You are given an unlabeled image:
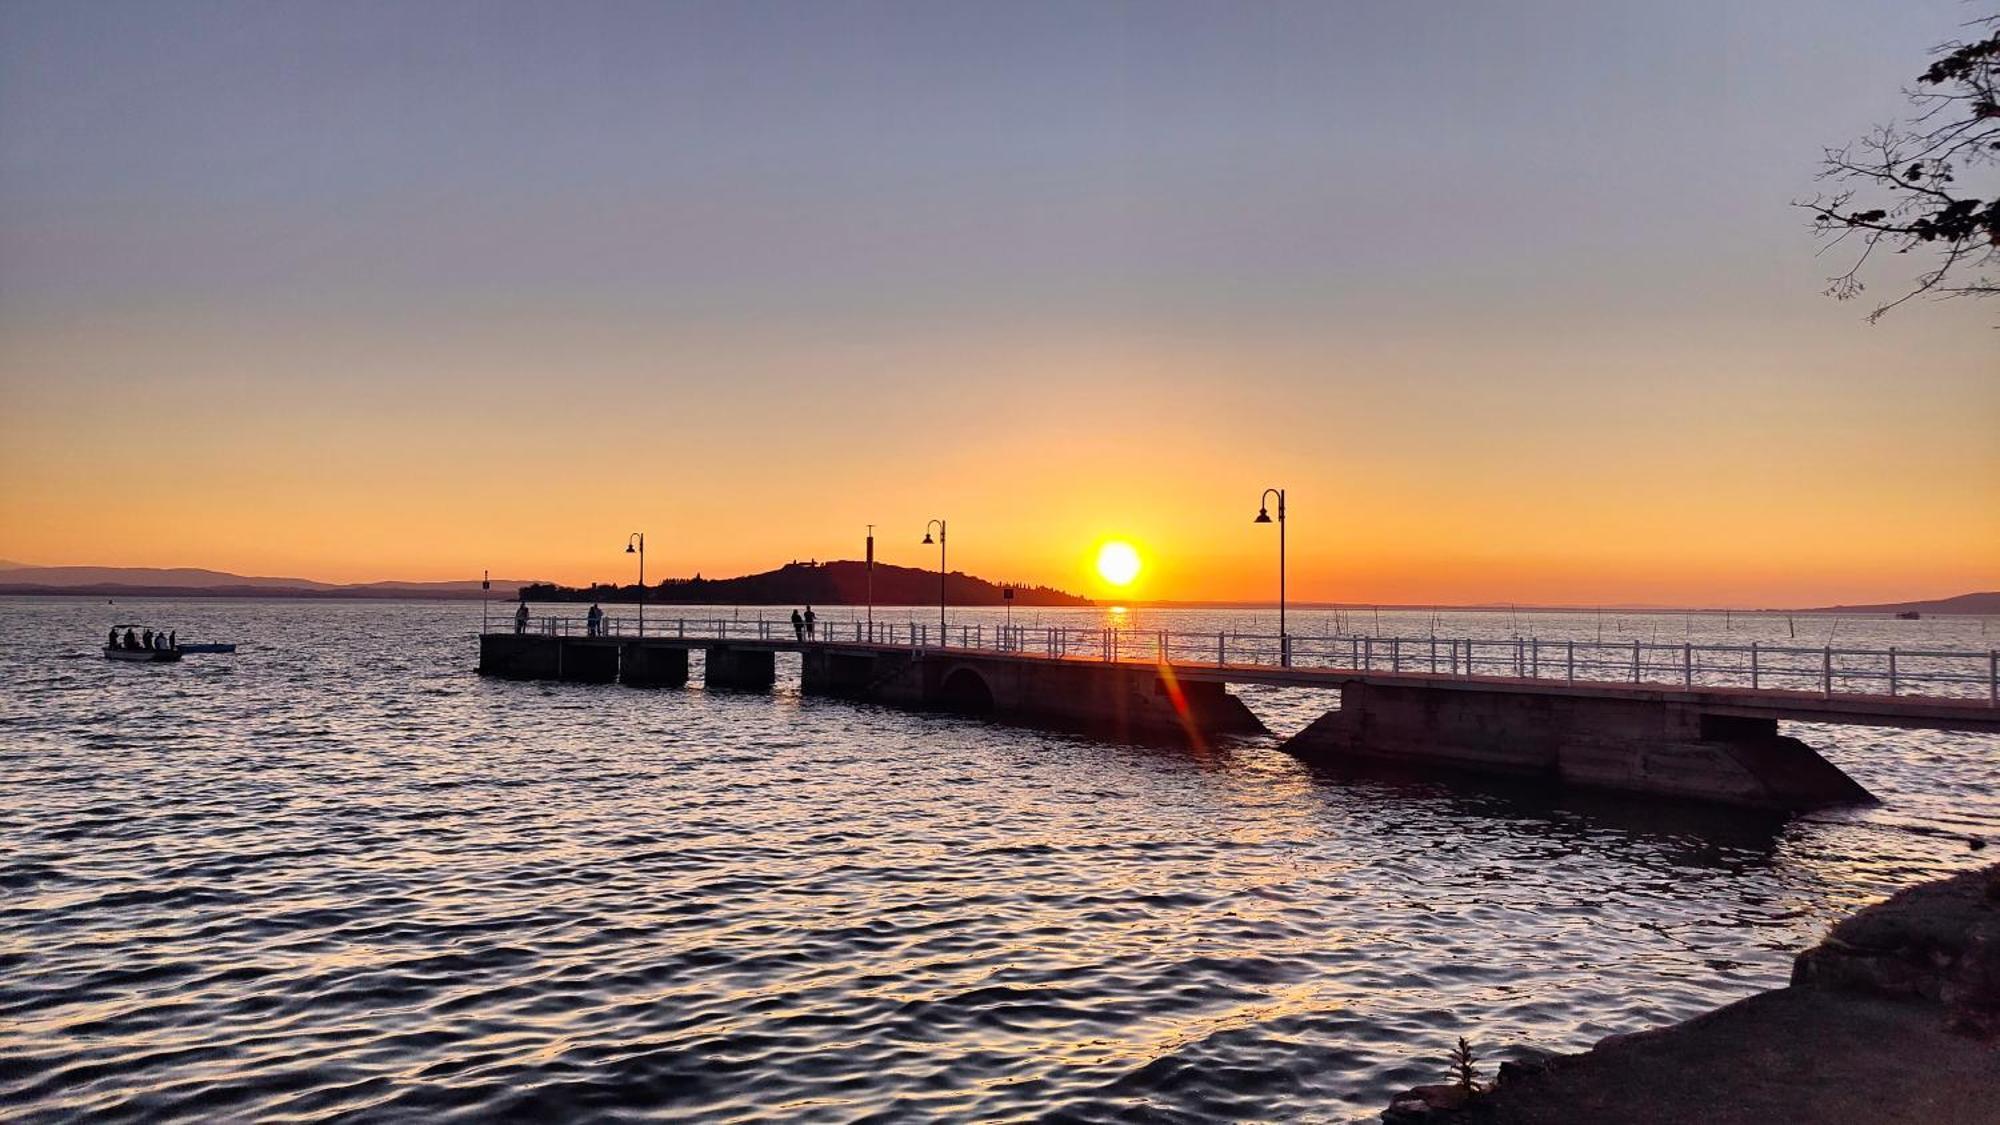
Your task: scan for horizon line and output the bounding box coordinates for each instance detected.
[3,559,1994,615]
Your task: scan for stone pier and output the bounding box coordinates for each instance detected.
[1281,681,1876,811]
[478,619,1996,810]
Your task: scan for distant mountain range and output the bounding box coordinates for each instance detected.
[520,560,1090,607]
[1795,592,2000,616]
[0,564,535,600]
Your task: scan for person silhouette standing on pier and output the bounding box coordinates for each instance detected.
[586,603,604,637]
[804,606,817,640]
[514,602,529,634]
[791,609,805,642]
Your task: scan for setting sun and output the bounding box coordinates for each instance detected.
[1095,541,1142,587]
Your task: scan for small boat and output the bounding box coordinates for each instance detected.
[1895,611,1921,620]
[177,642,237,654]
[103,624,184,663]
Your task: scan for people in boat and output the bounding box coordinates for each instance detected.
[123,628,138,649]
[108,628,118,649]
[514,602,530,634]
[586,602,604,636]
[169,630,176,649]
[142,629,153,649]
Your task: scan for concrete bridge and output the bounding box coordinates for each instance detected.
[479,616,1999,814]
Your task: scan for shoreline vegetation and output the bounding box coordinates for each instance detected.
[1384,862,2000,1124]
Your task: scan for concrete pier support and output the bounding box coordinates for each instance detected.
[480,633,558,679]
[556,639,619,683]
[1280,681,1876,811]
[619,642,690,688]
[704,645,776,691]
[800,648,913,698]
[801,648,1266,742]
[477,634,616,683]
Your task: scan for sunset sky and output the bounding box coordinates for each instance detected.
[2,1,1994,607]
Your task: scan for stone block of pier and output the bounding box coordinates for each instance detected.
[705,645,776,691]
[1281,681,1875,812]
[478,634,619,683]
[479,634,559,679]
[556,638,619,683]
[800,647,914,698]
[619,642,690,688]
[802,647,1267,743]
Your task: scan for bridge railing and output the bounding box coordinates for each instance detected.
[485,615,1999,705]
[501,615,977,645]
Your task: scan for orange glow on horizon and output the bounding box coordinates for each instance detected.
[0,320,1993,608]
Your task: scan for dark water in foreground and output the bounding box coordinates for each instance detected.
[2,599,1996,1122]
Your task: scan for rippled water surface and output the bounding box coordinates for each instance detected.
[3,599,1996,1122]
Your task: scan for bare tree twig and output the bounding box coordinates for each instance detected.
[1797,15,1999,322]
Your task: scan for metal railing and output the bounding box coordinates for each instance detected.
[489,615,2000,705]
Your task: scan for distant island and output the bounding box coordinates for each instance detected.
[1794,592,2000,616]
[519,560,1090,607]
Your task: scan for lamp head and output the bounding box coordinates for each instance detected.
[922,532,934,545]
[1254,508,1271,524]
[626,544,636,554]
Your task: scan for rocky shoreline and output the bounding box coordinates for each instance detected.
[1385,862,2000,1124]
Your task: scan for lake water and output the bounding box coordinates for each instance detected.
[2,598,1995,1122]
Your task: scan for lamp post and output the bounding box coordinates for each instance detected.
[922,519,946,643]
[1254,488,1286,666]
[625,532,645,636]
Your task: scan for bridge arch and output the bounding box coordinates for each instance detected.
[938,665,995,715]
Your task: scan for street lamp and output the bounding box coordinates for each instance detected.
[625,532,645,636]
[1255,488,1286,666]
[922,519,946,643]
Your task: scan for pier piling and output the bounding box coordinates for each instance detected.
[618,642,690,688]
[704,646,777,691]
[1281,681,1877,811]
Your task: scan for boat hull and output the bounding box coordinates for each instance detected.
[104,647,182,663]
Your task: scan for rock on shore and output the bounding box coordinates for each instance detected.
[1384,863,2000,1124]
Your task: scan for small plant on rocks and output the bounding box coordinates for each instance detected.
[1449,1035,1482,1094]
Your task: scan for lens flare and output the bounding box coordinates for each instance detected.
[1096,541,1142,587]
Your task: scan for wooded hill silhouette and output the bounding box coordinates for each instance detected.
[518,560,1091,607]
